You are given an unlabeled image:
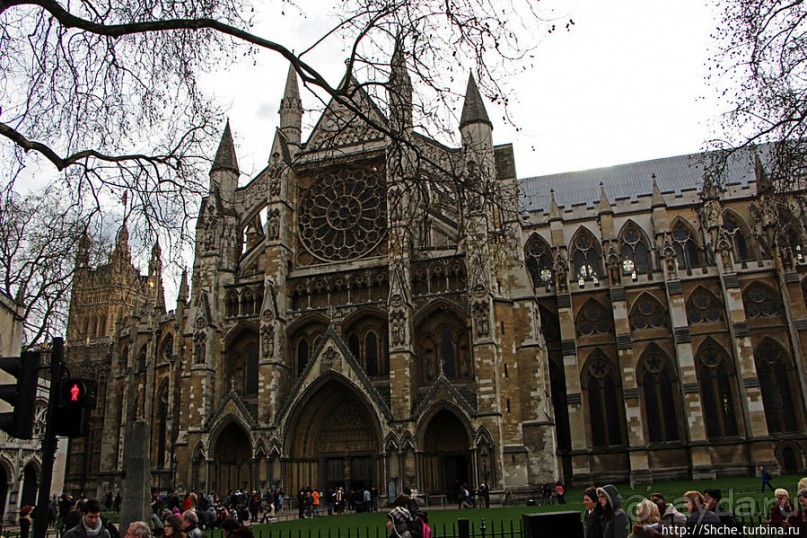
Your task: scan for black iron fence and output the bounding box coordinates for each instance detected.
[206,515,797,538]
[207,518,522,538]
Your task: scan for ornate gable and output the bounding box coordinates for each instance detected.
[205,389,258,430]
[275,326,392,427]
[412,375,476,418]
[303,77,387,154]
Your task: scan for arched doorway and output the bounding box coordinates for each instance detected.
[285,378,380,494]
[212,422,252,494]
[421,409,471,499]
[779,445,801,475]
[20,462,38,507]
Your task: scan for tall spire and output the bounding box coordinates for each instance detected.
[76,229,91,268]
[112,218,131,262]
[460,73,492,130]
[389,31,412,133]
[211,120,239,175]
[177,268,189,308]
[279,63,303,146]
[149,238,162,277]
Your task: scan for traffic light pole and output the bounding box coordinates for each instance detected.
[33,337,63,538]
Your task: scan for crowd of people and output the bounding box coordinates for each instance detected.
[583,475,807,538]
[16,467,807,538]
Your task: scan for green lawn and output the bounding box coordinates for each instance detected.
[207,474,805,537]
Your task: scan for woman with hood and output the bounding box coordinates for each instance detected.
[597,485,628,538]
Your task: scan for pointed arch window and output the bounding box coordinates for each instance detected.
[297,340,309,375]
[365,332,379,377]
[671,222,701,271]
[422,335,437,382]
[743,282,781,319]
[162,335,174,362]
[226,290,239,317]
[348,333,361,360]
[525,235,554,289]
[439,328,457,378]
[156,380,169,467]
[245,344,259,396]
[138,344,148,371]
[343,318,388,378]
[572,229,602,281]
[723,213,751,263]
[584,352,625,448]
[639,347,680,442]
[576,300,612,337]
[697,343,739,439]
[687,288,723,324]
[417,323,471,382]
[630,295,668,331]
[756,339,799,433]
[241,288,256,316]
[619,222,651,275]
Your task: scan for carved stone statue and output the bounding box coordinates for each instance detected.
[269,152,283,197]
[262,325,275,358]
[473,301,490,338]
[267,209,280,241]
[194,332,206,364]
[554,256,569,293]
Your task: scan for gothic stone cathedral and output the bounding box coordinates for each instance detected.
[63,57,807,497]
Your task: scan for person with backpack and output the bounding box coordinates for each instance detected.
[386,505,412,538]
[555,481,566,504]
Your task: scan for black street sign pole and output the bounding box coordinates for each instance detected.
[33,337,63,538]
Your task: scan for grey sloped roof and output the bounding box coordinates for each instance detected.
[518,145,769,213]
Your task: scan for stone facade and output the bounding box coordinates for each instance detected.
[63,57,807,497]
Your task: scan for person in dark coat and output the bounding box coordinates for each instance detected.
[63,499,111,538]
[683,491,720,538]
[582,487,604,538]
[597,484,628,538]
[19,505,33,538]
[788,489,807,533]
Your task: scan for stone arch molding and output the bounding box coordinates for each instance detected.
[274,326,392,450]
[206,413,256,458]
[191,441,207,462]
[415,393,475,448]
[0,455,14,485]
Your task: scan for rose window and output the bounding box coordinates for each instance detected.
[298,167,386,262]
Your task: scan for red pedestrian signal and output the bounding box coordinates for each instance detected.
[54,378,96,438]
[62,379,87,406]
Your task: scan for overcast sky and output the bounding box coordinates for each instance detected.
[200,0,725,182]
